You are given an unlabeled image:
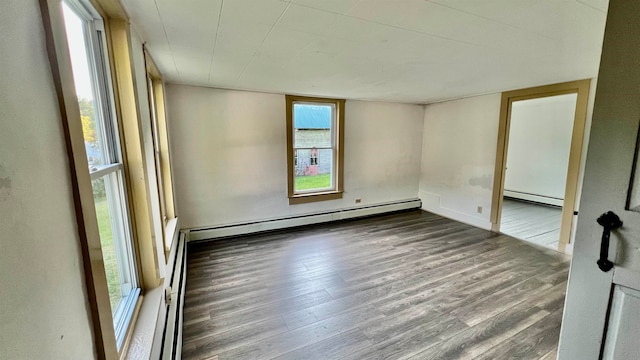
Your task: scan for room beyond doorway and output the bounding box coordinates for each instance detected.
[490,80,591,253]
[499,93,577,250]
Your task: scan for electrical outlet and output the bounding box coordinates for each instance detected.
[355,198,362,204]
[477,206,483,214]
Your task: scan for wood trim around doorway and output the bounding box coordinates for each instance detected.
[490,79,591,253]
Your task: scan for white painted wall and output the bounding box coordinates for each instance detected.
[165,85,424,229]
[419,94,502,230]
[504,93,577,205]
[0,1,95,358]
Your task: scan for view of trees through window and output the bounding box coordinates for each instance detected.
[79,98,107,197]
[63,2,139,341]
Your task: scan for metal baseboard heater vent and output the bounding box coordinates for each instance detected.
[188,198,422,242]
[160,231,187,360]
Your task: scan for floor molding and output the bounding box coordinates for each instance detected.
[503,190,564,207]
[186,198,422,242]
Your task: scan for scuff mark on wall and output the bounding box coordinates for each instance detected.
[0,177,11,189]
[0,165,12,201]
[469,174,493,190]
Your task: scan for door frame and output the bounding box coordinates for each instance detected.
[490,79,591,252]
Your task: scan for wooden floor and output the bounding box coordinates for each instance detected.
[500,198,563,250]
[182,210,570,360]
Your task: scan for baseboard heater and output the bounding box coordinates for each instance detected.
[160,231,187,360]
[503,190,563,207]
[188,198,422,242]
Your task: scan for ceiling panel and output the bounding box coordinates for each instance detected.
[348,0,551,51]
[208,53,250,87]
[171,50,212,85]
[121,0,177,78]
[156,0,222,82]
[289,0,364,14]
[431,0,607,44]
[276,3,342,37]
[122,0,609,103]
[156,0,221,39]
[257,27,319,61]
[222,0,290,27]
[122,0,163,43]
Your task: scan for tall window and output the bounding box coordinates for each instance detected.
[62,1,139,349]
[144,51,177,254]
[147,76,167,225]
[286,95,345,204]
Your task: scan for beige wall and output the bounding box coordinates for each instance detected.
[0,0,95,358]
[165,84,424,229]
[419,94,502,230]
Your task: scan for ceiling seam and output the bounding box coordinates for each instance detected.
[152,0,181,81]
[164,80,428,105]
[233,0,293,87]
[207,0,225,83]
[576,0,607,13]
[430,0,557,42]
[344,0,364,14]
[288,2,477,47]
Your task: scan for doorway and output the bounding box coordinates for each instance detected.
[491,80,591,253]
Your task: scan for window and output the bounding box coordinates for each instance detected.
[145,50,177,254]
[286,95,345,204]
[147,76,167,225]
[62,1,139,349]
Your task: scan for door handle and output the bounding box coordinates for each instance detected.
[596,211,623,272]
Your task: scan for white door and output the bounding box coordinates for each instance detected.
[557,1,640,359]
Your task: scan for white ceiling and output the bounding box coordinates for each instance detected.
[121,0,608,104]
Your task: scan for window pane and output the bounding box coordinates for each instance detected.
[293,103,333,149]
[294,148,334,192]
[92,174,127,315]
[292,103,335,193]
[62,3,106,169]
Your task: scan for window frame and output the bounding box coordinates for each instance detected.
[286,95,345,205]
[144,49,177,256]
[61,0,141,350]
[39,0,166,357]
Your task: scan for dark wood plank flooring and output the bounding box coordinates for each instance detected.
[182,210,570,360]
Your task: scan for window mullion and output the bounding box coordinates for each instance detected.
[89,163,122,180]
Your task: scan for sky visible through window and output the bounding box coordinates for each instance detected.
[62,3,94,100]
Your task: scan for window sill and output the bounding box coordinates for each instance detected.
[123,286,163,360]
[289,191,343,205]
[164,217,179,258]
